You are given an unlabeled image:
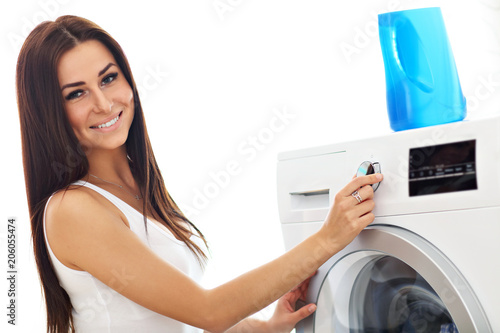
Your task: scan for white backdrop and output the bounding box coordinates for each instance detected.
[1,0,499,331]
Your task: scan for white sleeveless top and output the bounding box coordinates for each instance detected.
[43,180,205,333]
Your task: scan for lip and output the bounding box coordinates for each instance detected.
[90,111,123,133]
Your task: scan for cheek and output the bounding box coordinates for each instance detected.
[64,105,88,133]
[115,83,134,106]
[124,88,134,107]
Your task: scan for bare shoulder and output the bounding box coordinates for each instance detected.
[45,185,127,270]
[46,184,112,226]
[47,185,97,215]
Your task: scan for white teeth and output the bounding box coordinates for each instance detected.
[93,114,120,129]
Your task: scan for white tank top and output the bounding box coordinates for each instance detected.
[43,180,205,333]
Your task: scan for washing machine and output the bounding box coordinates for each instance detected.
[277,116,500,332]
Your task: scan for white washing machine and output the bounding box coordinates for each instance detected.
[277,116,500,332]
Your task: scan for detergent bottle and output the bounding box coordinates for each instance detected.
[378,7,466,131]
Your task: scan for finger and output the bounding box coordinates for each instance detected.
[298,272,315,292]
[347,185,376,207]
[357,212,375,228]
[347,188,373,207]
[291,303,317,323]
[349,185,374,205]
[298,280,310,299]
[351,199,375,218]
[348,173,382,195]
[342,173,383,196]
[286,289,302,305]
[279,294,296,312]
[291,271,317,300]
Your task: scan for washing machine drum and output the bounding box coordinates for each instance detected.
[307,226,489,333]
[314,254,457,333]
[351,256,455,332]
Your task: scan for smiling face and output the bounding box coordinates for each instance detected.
[57,40,134,152]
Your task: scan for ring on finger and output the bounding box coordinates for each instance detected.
[351,190,362,203]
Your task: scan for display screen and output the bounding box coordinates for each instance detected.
[409,140,477,197]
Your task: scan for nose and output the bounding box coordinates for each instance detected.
[91,89,112,113]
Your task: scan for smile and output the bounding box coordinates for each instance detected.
[90,112,122,129]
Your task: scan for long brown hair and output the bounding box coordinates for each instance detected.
[16,15,208,333]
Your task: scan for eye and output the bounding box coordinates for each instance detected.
[101,72,118,86]
[65,89,84,101]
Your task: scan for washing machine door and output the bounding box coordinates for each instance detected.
[299,225,491,333]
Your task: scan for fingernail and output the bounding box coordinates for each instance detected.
[308,304,317,313]
[376,173,383,180]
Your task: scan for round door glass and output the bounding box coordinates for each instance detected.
[314,252,459,333]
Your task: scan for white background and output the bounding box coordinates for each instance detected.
[0,0,499,331]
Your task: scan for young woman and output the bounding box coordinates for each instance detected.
[16,15,382,333]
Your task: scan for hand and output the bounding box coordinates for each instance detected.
[320,173,383,253]
[265,275,316,333]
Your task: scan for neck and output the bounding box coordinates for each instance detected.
[85,145,136,188]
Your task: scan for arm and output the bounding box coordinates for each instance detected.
[46,174,381,333]
[223,302,314,333]
[212,318,268,333]
[220,275,316,333]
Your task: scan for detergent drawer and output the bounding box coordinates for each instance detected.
[277,151,348,224]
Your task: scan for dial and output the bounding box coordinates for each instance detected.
[357,161,381,191]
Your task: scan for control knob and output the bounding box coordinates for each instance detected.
[356,161,381,191]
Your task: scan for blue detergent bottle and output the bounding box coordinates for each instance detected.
[378,7,466,131]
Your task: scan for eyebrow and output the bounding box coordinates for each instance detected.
[60,62,117,91]
[98,62,116,76]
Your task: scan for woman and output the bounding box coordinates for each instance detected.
[16,15,382,333]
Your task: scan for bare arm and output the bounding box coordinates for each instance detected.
[46,174,381,333]
[211,318,268,333]
[217,275,316,333]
